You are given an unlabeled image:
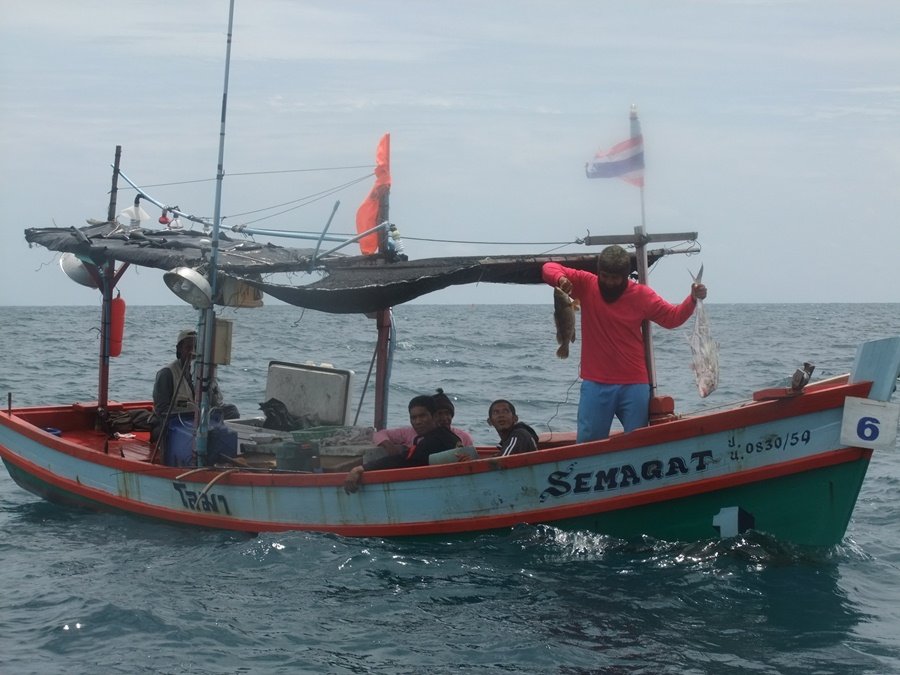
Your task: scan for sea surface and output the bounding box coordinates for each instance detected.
[1,303,899,674]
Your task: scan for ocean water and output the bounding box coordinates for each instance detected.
[1,303,899,674]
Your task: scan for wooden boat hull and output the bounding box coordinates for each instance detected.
[0,376,885,546]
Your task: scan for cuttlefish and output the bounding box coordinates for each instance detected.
[688,265,719,397]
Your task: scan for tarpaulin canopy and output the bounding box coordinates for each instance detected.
[25,221,317,275]
[26,221,663,314]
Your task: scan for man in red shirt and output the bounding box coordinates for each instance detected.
[542,245,707,442]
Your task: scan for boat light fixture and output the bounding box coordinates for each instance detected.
[60,252,99,289]
[164,267,213,309]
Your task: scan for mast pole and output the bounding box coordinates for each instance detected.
[373,309,393,430]
[96,145,123,428]
[107,145,122,222]
[195,0,236,465]
[635,218,657,397]
[373,135,393,430]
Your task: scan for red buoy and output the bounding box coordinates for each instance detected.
[109,295,126,357]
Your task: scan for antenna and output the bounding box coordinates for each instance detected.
[195,0,237,466]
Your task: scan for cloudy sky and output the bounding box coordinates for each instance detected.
[1,0,898,307]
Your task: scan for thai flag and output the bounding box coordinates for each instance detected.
[585,111,645,187]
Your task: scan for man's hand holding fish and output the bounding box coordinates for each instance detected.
[691,281,708,301]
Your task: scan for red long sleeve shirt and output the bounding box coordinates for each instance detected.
[542,262,697,385]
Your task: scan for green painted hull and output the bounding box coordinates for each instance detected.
[550,458,870,546]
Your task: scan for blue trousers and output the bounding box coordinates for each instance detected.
[577,381,651,443]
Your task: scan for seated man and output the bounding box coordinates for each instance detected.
[152,329,198,435]
[487,399,539,456]
[152,329,239,463]
[371,387,474,457]
[150,329,198,464]
[344,394,462,493]
[432,388,475,445]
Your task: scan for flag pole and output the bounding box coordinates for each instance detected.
[629,104,657,397]
[584,105,657,394]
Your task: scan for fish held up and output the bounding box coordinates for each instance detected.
[687,265,719,397]
[553,287,579,359]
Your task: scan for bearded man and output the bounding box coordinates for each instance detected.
[542,245,707,442]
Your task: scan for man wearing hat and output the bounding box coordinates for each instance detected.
[151,329,239,464]
[542,245,707,442]
[151,329,200,452]
[431,388,475,446]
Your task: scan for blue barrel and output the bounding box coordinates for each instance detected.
[165,414,195,467]
[208,424,239,464]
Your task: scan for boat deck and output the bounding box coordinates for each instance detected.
[62,429,157,462]
[54,428,359,471]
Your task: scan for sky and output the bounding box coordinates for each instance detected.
[1,0,899,307]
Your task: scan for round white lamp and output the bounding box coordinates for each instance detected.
[163,267,213,309]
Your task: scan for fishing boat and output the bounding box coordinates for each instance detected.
[3,6,899,546]
[3,163,900,546]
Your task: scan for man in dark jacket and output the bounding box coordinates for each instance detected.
[344,395,462,493]
[153,329,198,422]
[151,329,198,454]
[151,329,239,464]
[488,399,539,456]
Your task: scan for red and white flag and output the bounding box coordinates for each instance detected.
[585,110,644,187]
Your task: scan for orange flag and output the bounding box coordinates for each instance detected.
[355,133,391,255]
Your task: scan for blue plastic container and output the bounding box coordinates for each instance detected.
[164,414,238,466]
[165,414,195,467]
[208,425,238,463]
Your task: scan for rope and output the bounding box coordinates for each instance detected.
[119,164,376,189]
[403,236,580,247]
[197,469,240,501]
[114,168,373,229]
[544,372,581,439]
[226,174,372,220]
[175,467,207,480]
